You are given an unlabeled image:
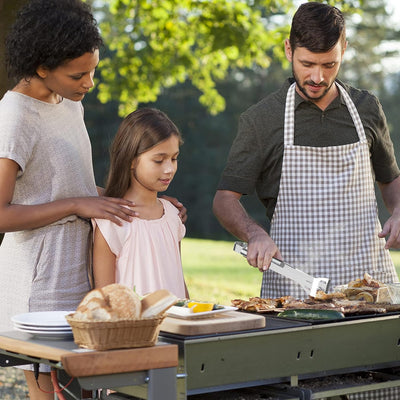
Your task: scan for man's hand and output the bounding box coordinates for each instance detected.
[247,232,282,272]
[378,177,400,249]
[160,195,187,223]
[379,209,400,249]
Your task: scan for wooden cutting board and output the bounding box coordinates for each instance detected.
[160,311,266,336]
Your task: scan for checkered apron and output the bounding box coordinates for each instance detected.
[261,82,400,400]
[261,82,398,300]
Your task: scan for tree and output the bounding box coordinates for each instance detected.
[93,0,363,116]
[0,0,28,95]
[340,0,400,92]
[1,0,364,117]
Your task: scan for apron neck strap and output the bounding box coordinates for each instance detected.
[284,82,367,145]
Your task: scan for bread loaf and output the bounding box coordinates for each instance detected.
[78,289,105,307]
[74,284,141,321]
[141,289,177,318]
[102,283,141,319]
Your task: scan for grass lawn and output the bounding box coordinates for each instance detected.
[181,237,400,305]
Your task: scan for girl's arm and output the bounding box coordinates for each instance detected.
[92,225,116,288]
[0,158,137,232]
[179,241,189,298]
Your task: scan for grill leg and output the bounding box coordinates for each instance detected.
[147,367,177,400]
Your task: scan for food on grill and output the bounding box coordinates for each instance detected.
[312,290,346,301]
[384,303,400,312]
[231,295,400,315]
[332,300,387,315]
[340,272,387,302]
[74,283,142,321]
[277,309,345,320]
[231,273,400,318]
[231,297,284,312]
[283,299,341,310]
[355,291,375,302]
[348,272,381,288]
[141,289,178,318]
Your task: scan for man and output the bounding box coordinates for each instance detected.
[213,2,400,300]
[214,6,400,398]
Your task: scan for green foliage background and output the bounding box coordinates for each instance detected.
[82,0,400,240]
[92,0,366,116]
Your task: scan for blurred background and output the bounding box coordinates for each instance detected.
[1,0,400,241]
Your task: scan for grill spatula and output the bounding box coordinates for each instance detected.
[233,241,330,297]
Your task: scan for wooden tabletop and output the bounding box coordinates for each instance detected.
[0,331,178,377]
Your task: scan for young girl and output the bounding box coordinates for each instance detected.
[93,108,189,298]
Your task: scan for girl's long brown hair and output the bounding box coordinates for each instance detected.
[104,108,182,198]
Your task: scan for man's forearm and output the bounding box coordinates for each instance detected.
[379,175,400,215]
[212,190,266,242]
[213,190,281,270]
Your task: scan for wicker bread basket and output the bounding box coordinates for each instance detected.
[66,314,165,350]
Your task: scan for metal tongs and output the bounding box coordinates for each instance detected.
[233,241,330,297]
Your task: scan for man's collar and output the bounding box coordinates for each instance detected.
[291,79,347,110]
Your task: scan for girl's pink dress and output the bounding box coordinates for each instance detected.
[94,198,186,298]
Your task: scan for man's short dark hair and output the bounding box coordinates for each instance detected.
[289,2,346,53]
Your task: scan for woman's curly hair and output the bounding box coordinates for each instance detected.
[5,0,103,82]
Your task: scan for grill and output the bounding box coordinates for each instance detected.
[156,312,400,399]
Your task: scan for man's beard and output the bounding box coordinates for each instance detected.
[292,67,335,102]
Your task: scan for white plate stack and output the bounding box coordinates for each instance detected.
[11,311,74,340]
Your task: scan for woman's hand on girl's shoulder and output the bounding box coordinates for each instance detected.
[160,195,187,224]
[73,196,138,226]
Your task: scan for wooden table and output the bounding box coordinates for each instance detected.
[0,330,178,400]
